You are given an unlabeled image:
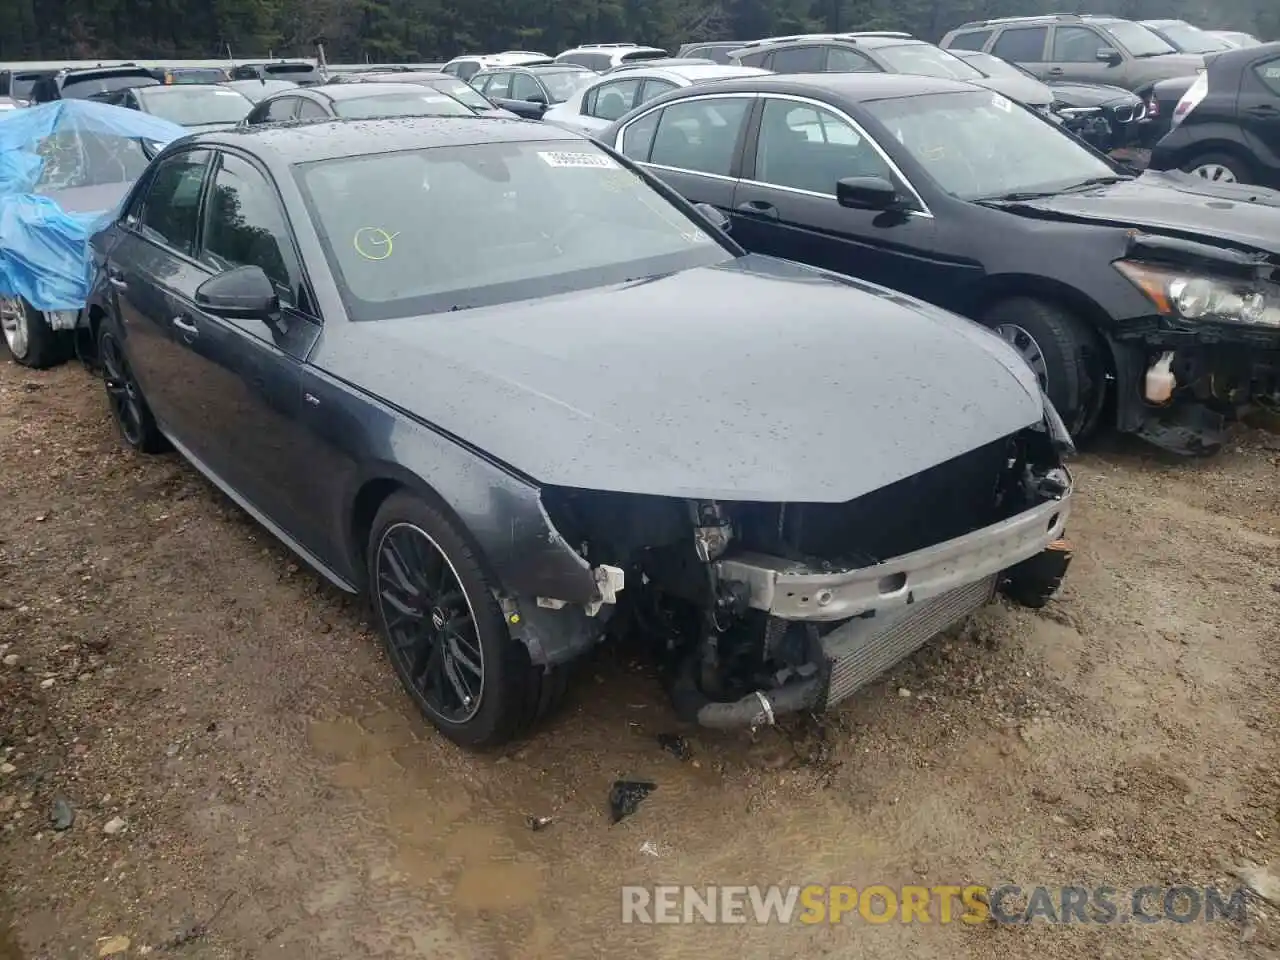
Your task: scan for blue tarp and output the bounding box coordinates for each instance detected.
[0,100,186,311]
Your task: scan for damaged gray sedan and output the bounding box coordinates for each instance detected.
[88,118,1073,748]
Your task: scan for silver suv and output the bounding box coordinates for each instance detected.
[940,14,1203,94]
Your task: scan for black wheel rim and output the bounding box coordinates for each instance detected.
[375,522,485,724]
[100,333,144,447]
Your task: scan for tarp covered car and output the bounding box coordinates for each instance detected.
[0,100,184,367]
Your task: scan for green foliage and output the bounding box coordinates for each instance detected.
[0,0,1272,61]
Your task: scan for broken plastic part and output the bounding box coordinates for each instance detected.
[608,780,656,824]
[1145,351,1176,404]
[585,564,625,617]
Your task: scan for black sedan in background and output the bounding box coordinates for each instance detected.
[83,117,1072,747]
[605,72,1280,454]
[1149,41,1280,188]
[469,64,597,118]
[242,81,475,123]
[328,70,518,116]
[95,83,255,131]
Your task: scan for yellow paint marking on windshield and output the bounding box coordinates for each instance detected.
[353,227,400,261]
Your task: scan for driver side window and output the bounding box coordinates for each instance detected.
[198,154,300,308]
[137,150,212,256]
[754,99,899,199]
[509,73,542,100]
[1052,27,1107,63]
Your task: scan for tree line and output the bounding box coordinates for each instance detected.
[1,0,1274,65]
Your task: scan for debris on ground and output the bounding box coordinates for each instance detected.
[526,814,554,832]
[1234,861,1280,908]
[656,733,692,761]
[96,935,131,957]
[50,795,74,831]
[609,780,656,824]
[102,816,126,835]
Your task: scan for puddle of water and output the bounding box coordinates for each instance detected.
[453,861,542,911]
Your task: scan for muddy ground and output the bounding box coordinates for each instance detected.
[1,356,1278,960]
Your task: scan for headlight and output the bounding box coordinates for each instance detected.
[1115,260,1280,328]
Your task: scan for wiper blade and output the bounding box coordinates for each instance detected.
[1060,175,1133,191]
[976,190,1059,202]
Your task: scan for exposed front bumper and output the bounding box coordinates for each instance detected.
[713,479,1072,623]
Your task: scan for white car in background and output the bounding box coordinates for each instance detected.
[441,51,552,81]
[542,63,769,138]
[553,44,670,71]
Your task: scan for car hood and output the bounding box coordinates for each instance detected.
[971,74,1052,108]
[1138,52,1206,78]
[994,172,1280,257]
[318,255,1046,503]
[183,120,241,133]
[1048,81,1139,106]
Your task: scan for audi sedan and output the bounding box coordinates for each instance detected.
[85,118,1072,748]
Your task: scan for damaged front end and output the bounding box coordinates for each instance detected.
[1112,232,1280,455]
[511,410,1072,731]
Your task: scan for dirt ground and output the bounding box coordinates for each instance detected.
[1,356,1278,960]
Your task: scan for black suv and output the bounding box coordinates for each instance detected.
[30,65,159,103]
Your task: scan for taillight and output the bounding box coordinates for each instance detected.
[1170,72,1208,131]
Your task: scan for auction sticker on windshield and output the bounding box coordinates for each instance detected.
[990,93,1012,112]
[538,151,619,169]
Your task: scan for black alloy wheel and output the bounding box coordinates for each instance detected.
[375,521,486,725]
[98,323,167,453]
[366,491,572,749]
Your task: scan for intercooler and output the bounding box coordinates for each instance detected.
[821,574,996,707]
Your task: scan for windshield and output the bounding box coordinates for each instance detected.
[62,74,160,98]
[229,79,296,103]
[1150,22,1228,53]
[265,64,316,77]
[540,70,595,100]
[33,132,151,192]
[334,92,474,119]
[294,140,730,319]
[864,90,1118,201]
[1102,22,1176,57]
[875,43,985,80]
[137,86,252,125]
[426,77,493,109]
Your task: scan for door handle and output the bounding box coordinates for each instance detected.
[171,315,198,337]
[735,200,779,220]
[106,267,127,290]
[1047,68,1064,76]
[1246,103,1279,116]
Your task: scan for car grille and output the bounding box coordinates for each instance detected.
[1110,102,1144,124]
[822,575,996,707]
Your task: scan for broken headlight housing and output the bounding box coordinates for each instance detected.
[1115,260,1280,329]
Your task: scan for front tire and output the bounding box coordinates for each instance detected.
[0,297,71,369]
[97,318,168,453]
[367,491,568,749]
[982,297,1106,441]
[1181,151,1249,185]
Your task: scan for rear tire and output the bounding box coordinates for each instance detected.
[0,297,71,369]
[98,317,168,453]
[366,491,568,749]
[982,297,1106,441]
[1181,151,1250,185]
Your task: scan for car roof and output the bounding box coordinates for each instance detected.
[1139,19,1188,29]
[136,82,237,95]
[677,71,978,100]
[952,13,1123,29]
[189,116,580,163]
[347,71,452,81]
[304,81,449,100]
[475,63,593,74]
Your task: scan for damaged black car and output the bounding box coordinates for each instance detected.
[604,73,1280,455]
[86,117,1072,748]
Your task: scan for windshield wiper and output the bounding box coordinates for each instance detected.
[1060,175,1134,191]
[975,189,1060,202]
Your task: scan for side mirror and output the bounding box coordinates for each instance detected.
[194,265,279,320]
[525,89,548,104]
[693,202,731,233]
[836,176,900,210]
[1095,47,1122,64]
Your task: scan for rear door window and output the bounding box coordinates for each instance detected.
[826,47,881,72]
[770,46,826,72]
[992,27,1048,62]
[263,96,298,122]
[647,96,751,176]
[947,29,993,51]
[1255,58,1280,95]
[586,78,641,120]
[485,73,513,98]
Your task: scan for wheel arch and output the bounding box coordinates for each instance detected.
[1170,137,1255,174]
[967,272,1115,359]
